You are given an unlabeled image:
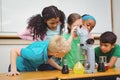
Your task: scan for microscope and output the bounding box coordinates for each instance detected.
[77,26,96,73]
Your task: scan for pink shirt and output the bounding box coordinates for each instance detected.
[18,24,60,41]
[18,28,46,41]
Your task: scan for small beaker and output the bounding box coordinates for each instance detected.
[83,60,90,70]
[61,59,69,74]
[97,56,106,72]
[99,56,108,70]
[99,56,107,63]
[80,60,90,70]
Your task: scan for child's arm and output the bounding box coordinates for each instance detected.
[67,26,78,43]
[7,48,21,76]
[107,56,117,68]
[47,58,62,70]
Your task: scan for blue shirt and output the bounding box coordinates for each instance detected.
[16,40,49,72]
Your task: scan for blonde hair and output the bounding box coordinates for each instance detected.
[48,35,71,54]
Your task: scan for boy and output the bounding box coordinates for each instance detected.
[95,31,120,69]
[7,35,71,76]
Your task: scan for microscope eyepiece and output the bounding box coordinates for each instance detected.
[86,38,94,44]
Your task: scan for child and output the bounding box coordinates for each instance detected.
[95,31,120,68]
[82,14,96,38]
[61,13,83,69]
[7,35,71,76]
[18,5,66,41]
[17,5,66,70]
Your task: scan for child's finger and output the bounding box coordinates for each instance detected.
[69,68,72,71]
[16,72,20,75]
[6,72,20,76]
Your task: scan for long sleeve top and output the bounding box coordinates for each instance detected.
[18,24,60,41]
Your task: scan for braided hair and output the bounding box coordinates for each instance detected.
[27,5,66,40]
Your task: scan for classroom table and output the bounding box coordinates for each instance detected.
[57,68,120,80]
[0,70,58,80]
[0,68,120,80]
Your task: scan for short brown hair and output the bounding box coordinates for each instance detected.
[67,13,82,33]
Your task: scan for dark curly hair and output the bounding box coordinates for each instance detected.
[27,5,66,40]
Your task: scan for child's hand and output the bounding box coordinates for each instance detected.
[7,71,20,76]
[70,26,78,37]
[57,66,62,71]
[67,26,78,44]
[69,68,72,71]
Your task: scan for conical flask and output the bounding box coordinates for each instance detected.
[61,59,69,74]
[73,61,85,74]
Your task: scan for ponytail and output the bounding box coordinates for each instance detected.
[27,14,47,40]
[59,10,66,34]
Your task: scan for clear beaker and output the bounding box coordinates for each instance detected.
[99,56,107,63]
[99,56,108,70]
[80,60,90,70]
[97,56,106,72]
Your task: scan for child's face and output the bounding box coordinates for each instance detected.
[100,42,114,53]
[48,52,66,58]
[68,19,82,35]
[71,19,82,27]
[83,19,96,32]
[46,17,60,30]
